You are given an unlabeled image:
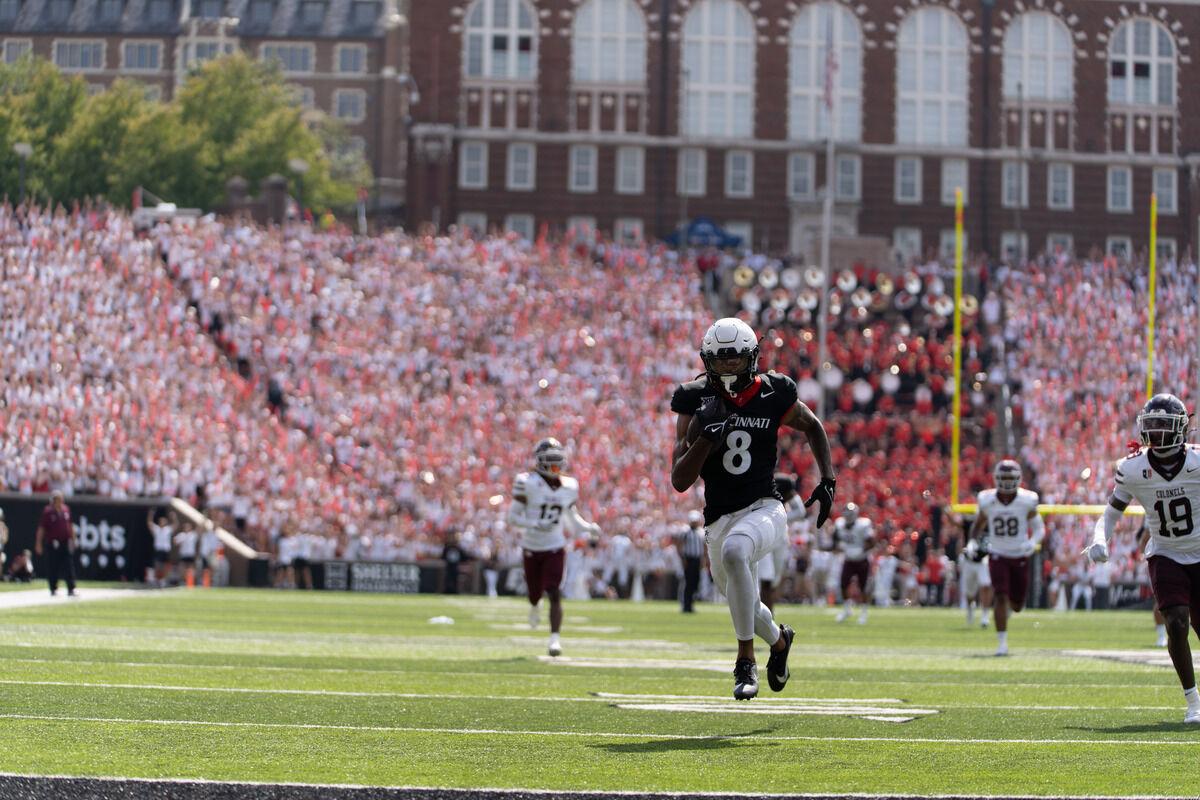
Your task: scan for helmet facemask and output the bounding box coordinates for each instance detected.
[700,318,760,395]
[534,438,567,478]
[994,461,1021,493]
[1139,409,1189,455]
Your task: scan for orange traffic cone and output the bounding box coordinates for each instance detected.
[202,569,212,588]
[185,569,195,588]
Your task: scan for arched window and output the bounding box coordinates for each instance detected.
[572,0,647,84]
[896,6,968,146]
[1108,18,1175,107]
[681,0,755,138]
[1002,12,1073,101]
[788,2,861,142]
[463,0,537,81]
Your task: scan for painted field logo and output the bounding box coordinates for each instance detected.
[593,693,938,724]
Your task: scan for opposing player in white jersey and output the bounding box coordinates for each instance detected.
[508,438,601,657]
[970,459,1043,655]
[1087,394,1200,723]
[958,511,992,628]
[757,474,806,611]
[833,504,874,624]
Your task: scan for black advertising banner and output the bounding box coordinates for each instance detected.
[0,494,156,583]
[314,561,428,593]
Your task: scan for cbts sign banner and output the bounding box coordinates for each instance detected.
[0,494,156,582]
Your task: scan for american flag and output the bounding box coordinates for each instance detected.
[822,14,838,113]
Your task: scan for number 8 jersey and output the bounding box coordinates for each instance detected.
[671,372,798,525]
[975,487,1040,558]
[1114,446,1200,563]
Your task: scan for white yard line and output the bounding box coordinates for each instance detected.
[0,712,1198,746]
[0,588,172,609]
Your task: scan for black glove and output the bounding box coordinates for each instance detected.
[695,395,731,443]
[804,478,837,528]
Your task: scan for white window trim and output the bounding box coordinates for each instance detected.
[504,213,535,240]
[258,42,316,76]
[614,216,644,244]
[120,39,162,72]
[335,43,368,75]
[724,150,753,198]
[1001,11,1075,103]
[1046,232,1074,257]
[680,0,756,139]
[568,145,598,194]
[1105,235,1133,258]
[463,0,539,82]
[1157,237,1178,262]
[333,88,368,123]
[571,0,648,85]
[787,2,863,143]
[893,227,922,261]
[615,146,645,195]
[1046,163,1073,211]
[724,221,753,250]
[1107,166,1132,213]
[1001,231,1029,262]
[894,156,923,204]
[505,142,536,191]
[788,152,816,201]
[3,38,33,63]
[835,154,861,202]
[939,229,966,261]
[678,147,707,197]
[1107,17,1177,109]
[566,215,597,241]
[1001,161,1029,209]
[940,158,967,206]
[1153,168,1178,215]
[457,212,488,235]
[458,141,488,190]
[52,39,106,72]
[896,6,969,146]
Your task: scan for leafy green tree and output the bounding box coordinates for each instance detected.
[50,80,152,202]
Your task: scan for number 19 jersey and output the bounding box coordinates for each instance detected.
[975,488,1039,558]
[1114,446,1200,564]
[671,372,799,525]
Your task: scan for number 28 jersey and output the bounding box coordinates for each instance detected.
[671,372,798,525]
[975,488,1039,558]
[1115,446,1200,564]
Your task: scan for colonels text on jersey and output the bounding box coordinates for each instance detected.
[511,472,581,552]
[1116,445,1200,564]
[976,487,1039,558]
[671,372,798,524]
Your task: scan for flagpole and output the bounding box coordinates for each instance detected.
[816,13,836,420]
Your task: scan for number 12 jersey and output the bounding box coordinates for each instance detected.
[1114,446,1200,564]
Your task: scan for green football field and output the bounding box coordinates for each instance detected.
[0,588,1197,797]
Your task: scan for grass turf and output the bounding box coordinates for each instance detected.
[0,589,1194,796]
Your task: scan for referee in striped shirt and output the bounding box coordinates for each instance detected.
[675,510,707,613]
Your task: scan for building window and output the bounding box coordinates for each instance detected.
[835,154,860,201]
[146,0,171,23]
[569,145,598,193]
[940,158,967,206]
[47,0,70,22]
[298,0,324,26]
[506,143,536,191]
[681,0,755,138]
[336,44,367,74]
[615,146,644,194]
[334,89,366,123]
[897,6,968,146]
[0,0,19,21]
[350,1,378,28]
[459,141,488,189]
[1001,161,1028,208]
[288,84,314,108]
[55,41,105,71]
[261,44,314,74]
[895,157,922,204]
[464,0,537,81]
[1108,18,1175,107]
[1046,163,1072,210]
[615,217,643,244]
[186,40,229,67]
[1046,232,1073,257]
[98,0,124,22]
[1158,237,1177,264]
[249,0,273,23]
[566,216,597,243]
[572,0,646,84]
[1107,166,1132,212]
[725,150,753,198]
[724,221,752,250]
[122,42,161,71]
[457,212,487,236]
[1105,235,1132,260]
[1002,12,1073,103]
[1001,231,1029,263]
[939,229,966,262]
[678,148,707,197]
[788,2,862,143]
[788,152,815,200]
[1154,168,1177,215]
[3,39,32,63]
[893,227,922,263]
[195,0,222,17]
[505,213,535,241]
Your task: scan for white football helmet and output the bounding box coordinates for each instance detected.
[700,317,760,393]
[1138,393,1190,455]
[994,459,1022,493]
[534,437,566,477]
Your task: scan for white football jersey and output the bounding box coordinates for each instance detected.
[976,488,1039,557]
[511,472,581,552]
[834,517,874,561]
[1114,446,1200,564]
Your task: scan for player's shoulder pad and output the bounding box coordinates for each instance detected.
[671,377,708,415]
[1116,451,1147,482]
[559,475,580,493]
[513,472,531,491]
[1017,487,1040,506]
[976,488,996,507]
[763,371,799,400]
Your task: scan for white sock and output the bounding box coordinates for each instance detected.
[1157,623,1168,639]
[549,632,561,645]
[1185,686,1199,704]
[981,609,990,623]
[997,631,1008,647]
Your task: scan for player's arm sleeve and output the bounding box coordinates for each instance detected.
[508,476,531,528]
[1091,490,1130,547]
[1028,509,1045,548]
[566,503,601,538]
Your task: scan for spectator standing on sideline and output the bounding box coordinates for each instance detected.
[0,508,8,575]
[674,510,707,613]
[147,509,174,586]
[174,520,199,588]
[441,530,468,594]
[35,491,77,597]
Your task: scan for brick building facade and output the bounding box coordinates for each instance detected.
[0,0,413,210]
[406,0,1200,263]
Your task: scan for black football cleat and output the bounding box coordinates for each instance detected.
[733,658,759,701]
[766,624,794,692]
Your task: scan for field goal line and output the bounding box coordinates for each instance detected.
[950,503,1144,516]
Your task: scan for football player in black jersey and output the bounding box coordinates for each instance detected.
[671,317,837,700]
